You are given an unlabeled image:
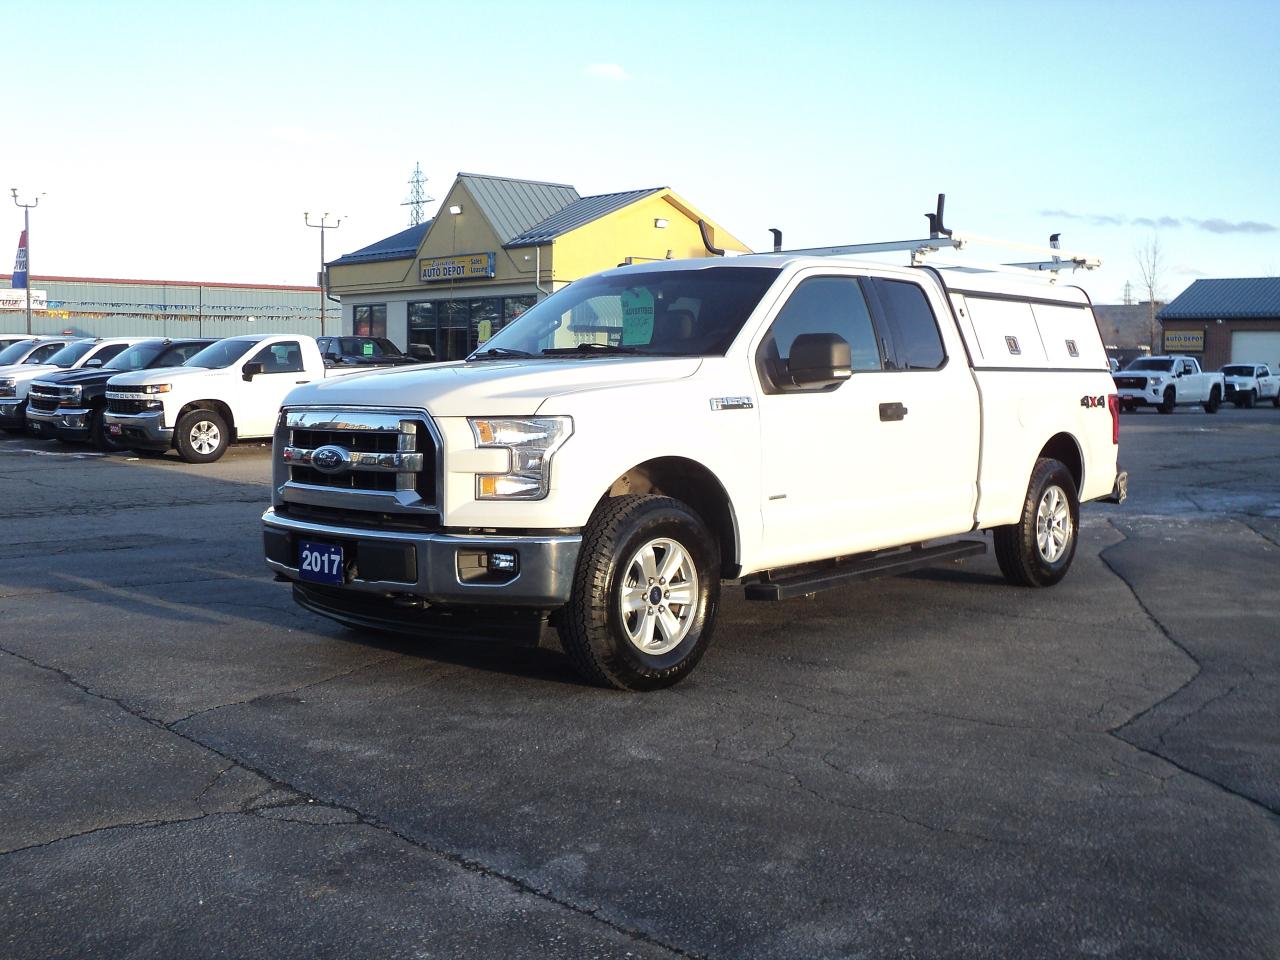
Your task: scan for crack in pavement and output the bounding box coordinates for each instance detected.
[1098,520,1279,819]
[0,643,704,959]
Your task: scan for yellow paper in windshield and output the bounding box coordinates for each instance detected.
[621,288,655,345]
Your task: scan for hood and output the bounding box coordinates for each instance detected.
[284,356,703,417]
[34,367,118,387]
[106,365,231,388]
[0,362,57,381]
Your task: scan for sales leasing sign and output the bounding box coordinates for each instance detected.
[1164,330,1205,352]
[420,253,496,283]
[0,289,47,310]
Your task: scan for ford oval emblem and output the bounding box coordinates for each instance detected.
[311,444,351,475]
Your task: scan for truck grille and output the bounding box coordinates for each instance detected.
[1114,376,1146,389]
[106,391,157,415]
[279,408,439,521]
[27,388,62,413]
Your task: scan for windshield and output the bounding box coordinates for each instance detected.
[470,266,781,360]
[1126,358,1173,372]
[43,341,95,368]
[106,341,167,371]
[0,340,35,365]
[184,339,256,369]
[1221,365,1256,376]
[328,337,407,359]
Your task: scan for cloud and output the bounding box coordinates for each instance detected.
[1173,264,1208,277]
[1040,210,1276,234]
[1188,218,1276,234]
[583,63,628,81]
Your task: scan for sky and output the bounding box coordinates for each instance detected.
[6,0,1279,305]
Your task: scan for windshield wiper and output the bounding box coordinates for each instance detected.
[467,347,539,361]
[541,343,642,356]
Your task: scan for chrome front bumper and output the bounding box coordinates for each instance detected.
[262,507,581,608]
[27,406,90,433]
[0,398,25,426]
[103,410,172,447]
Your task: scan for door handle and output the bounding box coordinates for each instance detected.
[879,401,908,422]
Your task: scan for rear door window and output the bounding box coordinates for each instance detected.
[868,279,946,370]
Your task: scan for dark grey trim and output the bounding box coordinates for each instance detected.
[973,366,1111,374]
[948,289,1092,309]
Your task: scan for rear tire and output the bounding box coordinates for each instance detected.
[560,494,720,691]
[1158,388,1176,414]
[993,458,1079,588]
[1272,391,1280,408]
[1203,387,1220,414]
[175,409,229,463]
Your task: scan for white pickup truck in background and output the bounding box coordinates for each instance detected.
[1113,355,1224,414]
[103,334,381,463]
[1220,363,1280,408]
[262,232,1126,691]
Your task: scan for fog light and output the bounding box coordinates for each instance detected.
[487,550,518,574]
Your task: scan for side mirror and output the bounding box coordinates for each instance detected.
[789,333,852,387]
[242,361,265,381]
[85,358,103,367]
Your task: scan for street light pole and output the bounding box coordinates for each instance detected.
[11,188,40,336]
[304,212,342,337]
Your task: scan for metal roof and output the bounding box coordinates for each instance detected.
[457,173,580,243]
[1157,277,1280,320]
[506,187,666,247]
[329,222,432,267]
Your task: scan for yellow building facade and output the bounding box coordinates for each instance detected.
[327,172,750,361]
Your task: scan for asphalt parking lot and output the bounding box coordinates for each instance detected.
[1,407,1278,960]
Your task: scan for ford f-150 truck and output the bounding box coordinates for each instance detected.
[0,337,142,433]
[1220,363,1280,408]
[27,338,214,447]
[1113,355,1223,414]
[103,334,380,463]
[262,243,1127,690]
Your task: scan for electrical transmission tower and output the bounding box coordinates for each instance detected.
[401,163,432,226]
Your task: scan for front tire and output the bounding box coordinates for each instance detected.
[1242,390,1256,409]
[89,407,124,451]
[175,409,229,463]
[1203,387,1220,414]
[561,494,720,691]
[1158,388,1176,414]
[993,458,1080,588]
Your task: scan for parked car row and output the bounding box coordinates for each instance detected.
[0,334,420,462]
[1112,355,1280,413]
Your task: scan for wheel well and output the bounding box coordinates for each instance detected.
[601,457,739,578]
[176,400,235,439]
[1039,433,1083,493]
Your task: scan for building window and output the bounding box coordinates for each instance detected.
[353,303,387,338]
[405,295,540,362]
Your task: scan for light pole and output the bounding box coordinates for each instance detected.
[304,212,342,337]
[10,188,40,336]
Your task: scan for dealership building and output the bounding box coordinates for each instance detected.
[1157,277,1280,371]
[0,276,325,340]
[327,172,750,362]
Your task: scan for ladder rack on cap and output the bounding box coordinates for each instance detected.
[767,194,1102,280]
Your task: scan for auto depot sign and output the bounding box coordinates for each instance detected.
[0,289,47,310]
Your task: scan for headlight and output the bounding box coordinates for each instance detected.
[63,385,82,404]
[469,416,573,500]
[0,378,14,397]
[1149,376,1165,386]
[142,383,172,394]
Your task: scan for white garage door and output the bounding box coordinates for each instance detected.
[1231,331,1280,370]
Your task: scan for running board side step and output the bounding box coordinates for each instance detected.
[743,539,987,601]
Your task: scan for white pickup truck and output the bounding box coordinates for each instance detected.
[0,337,142,433]
[262,244,1126,690]
[1113,355,1224,414]
[1220,363,1280,408]
[103,334,379,463]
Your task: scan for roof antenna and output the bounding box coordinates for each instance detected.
[769,228,782,253]
[698,219,725,257]
[925,193,952,239]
